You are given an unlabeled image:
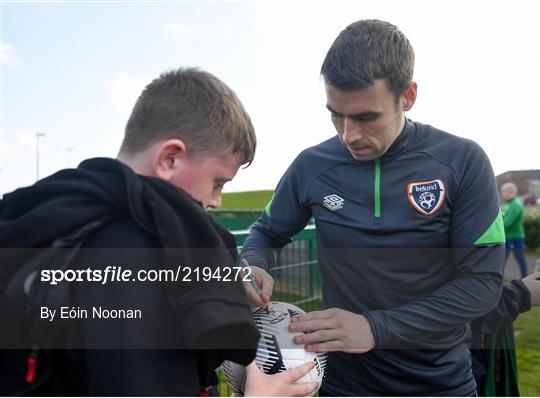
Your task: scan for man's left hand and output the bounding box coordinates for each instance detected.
[522,259,540,306]
[289,308,375,353]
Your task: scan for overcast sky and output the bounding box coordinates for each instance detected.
[1,0,539,196]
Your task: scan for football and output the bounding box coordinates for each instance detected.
[223,301,327,396]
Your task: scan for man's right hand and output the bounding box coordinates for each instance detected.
[244,360,319,397]
[243,265,274,309]
[522,259,540,306]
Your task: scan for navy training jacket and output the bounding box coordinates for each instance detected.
[242,120,505,396]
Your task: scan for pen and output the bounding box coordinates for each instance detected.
[241,259,270,314]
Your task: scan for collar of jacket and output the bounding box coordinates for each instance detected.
[378,118,416,164]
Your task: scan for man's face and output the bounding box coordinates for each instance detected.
[500,187,516,201]
[170,153,243,210]
[326,79,412,161]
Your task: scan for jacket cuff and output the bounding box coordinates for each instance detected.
[240,250,270,271]
[511,279,532,313]
[363,310,398,348]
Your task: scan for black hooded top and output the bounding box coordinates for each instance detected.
[0,158,258,395]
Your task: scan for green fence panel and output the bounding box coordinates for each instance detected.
[210,209,262,231]
[213,217,257,230]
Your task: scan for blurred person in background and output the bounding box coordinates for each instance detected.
[501,182,528,278]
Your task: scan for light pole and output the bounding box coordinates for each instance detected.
[36,132,46,181]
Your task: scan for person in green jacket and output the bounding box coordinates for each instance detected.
[500,182,528,277]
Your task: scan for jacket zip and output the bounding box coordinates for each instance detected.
[373,158,382,224]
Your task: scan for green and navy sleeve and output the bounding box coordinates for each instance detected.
[471,279,531,337]
[241,154,313,270]
[364,141,506,347]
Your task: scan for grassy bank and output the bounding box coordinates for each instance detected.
[514,306,540,396]
[220,190,273,210]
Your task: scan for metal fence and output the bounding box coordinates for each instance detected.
[233,225,322,310]
[215,224,323,396]
[211,210,262,231]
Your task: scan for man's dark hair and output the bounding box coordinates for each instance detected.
[321,19,415,99]
[120,68,256,165]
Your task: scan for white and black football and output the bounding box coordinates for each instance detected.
[223,301,327,396]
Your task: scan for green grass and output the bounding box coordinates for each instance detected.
[507,250,540,395]
[514,306,540,397]
[220,190,273,210]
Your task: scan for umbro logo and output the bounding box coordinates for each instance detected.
[323,194,344,211]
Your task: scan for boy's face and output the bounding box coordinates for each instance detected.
[170,153,243,210]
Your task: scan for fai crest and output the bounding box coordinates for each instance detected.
[407,179,445,215]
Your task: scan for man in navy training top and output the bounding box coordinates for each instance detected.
[241,19,509,396]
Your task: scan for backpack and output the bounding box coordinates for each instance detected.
[0,219,109,395]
